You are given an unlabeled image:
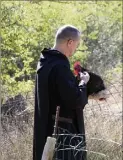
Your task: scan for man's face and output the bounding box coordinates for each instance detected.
[67,38,80,57]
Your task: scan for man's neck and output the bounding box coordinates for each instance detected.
[52,44,68,58]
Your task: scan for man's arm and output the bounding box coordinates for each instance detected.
[54,65,88,110]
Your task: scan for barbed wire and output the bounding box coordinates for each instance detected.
[1,75,122,160]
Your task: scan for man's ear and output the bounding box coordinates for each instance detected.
[67,39,73,45]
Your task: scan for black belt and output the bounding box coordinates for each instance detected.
[52,115,72,123]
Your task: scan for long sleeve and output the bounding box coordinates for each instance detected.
[54,64,88,110]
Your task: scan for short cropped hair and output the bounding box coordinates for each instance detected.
[55,25,81,44]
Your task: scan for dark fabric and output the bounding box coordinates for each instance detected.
[53,112,87,160]
[33,48,88,160]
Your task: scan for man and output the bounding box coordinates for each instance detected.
[33,25,90,160]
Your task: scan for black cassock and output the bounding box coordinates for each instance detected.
[33,48,88,160]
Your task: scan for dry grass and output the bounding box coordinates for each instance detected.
[84,81,122,160]
[0,81,122,160]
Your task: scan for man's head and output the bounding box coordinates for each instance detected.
[54,25,81,57]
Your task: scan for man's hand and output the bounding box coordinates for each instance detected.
[79,72,90,84]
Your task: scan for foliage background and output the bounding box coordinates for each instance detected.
[1,1,122,99]
[1,1,122,160]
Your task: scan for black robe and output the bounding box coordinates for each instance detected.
[33,48,88,160]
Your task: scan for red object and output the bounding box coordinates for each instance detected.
[73,61,82,76]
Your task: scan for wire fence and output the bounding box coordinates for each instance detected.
[1,74,122,160]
